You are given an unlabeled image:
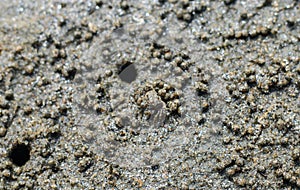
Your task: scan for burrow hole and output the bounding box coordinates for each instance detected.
[118,62,137,83]
[9,143,31,166]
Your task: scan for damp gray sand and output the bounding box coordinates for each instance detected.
[0,0,299,189]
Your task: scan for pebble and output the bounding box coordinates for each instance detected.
[0,127,7,137]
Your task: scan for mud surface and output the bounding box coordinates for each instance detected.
[0,0,299,189]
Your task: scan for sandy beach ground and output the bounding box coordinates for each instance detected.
[0,0,299,189]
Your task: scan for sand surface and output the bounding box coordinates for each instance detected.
[0,0,299,189]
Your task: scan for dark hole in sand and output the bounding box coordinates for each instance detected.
[9,143,30,166]
[151,164,160,171]
[118,63,137,83]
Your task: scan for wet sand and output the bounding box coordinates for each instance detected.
[0,0,299,189]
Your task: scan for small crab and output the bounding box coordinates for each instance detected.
[143,90,168,128]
